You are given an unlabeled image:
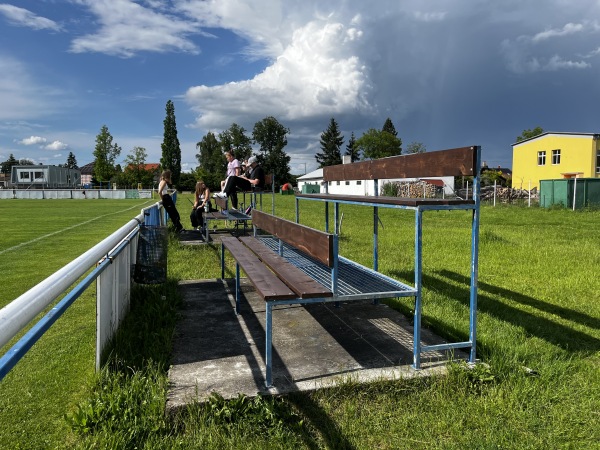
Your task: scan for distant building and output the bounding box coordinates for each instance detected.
[512,132,600,189]
[297,159,454,196]
[11,165,81,188]
[481,162,512,186]
[80,162,95,187]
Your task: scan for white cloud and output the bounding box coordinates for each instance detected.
[532,22,588,42]
[413,11,447,22]
[69,0,208,57]
[501,19,599,73]
[44,140,68,151]
[0,4,63,31]
[19,136,47,145]
[186,19,372,129]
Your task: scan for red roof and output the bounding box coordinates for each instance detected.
[420,178,444,187]
[126,163,160,171]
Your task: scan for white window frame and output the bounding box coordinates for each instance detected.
[552,149,561,165]
[538,151,546,166]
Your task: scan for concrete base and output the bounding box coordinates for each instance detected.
[167,278,466,411]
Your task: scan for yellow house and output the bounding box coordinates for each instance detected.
[511,132,600,190]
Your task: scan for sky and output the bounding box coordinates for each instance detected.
[1,0,599,175]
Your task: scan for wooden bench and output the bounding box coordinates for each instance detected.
[295,145,482,370]
[221,209,415,387]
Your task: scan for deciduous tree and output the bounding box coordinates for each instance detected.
[124,146,154,187]
[516,126,544,143]
[355,128,402,160]
[93,125,121,184]
[195,131,223,190]
[219,123,253,162]
[405,142,427,154]
[253,116,291,186]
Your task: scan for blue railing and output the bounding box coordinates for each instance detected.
[0,202,164,380]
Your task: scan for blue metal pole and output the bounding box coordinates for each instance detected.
[373,179,379,272]
[413,209,423,369]
[469,146,482,363]
[325,202,329,232]
[235,263,240,315]
[295,196,299,223]
[221,242,225,280]
[334,202,340,235]
[265,302,273,387]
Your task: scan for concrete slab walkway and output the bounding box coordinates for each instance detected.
[167,278,466,411]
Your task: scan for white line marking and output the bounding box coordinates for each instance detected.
[0,201,155,256]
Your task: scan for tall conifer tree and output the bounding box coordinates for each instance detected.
[160,100,182,185]
[315,118,344,167]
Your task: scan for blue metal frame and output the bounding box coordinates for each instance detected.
[295,146,481,370]
[223,147,481,385]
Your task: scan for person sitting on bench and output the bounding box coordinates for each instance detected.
[215,156,264,209]
[190,180,211,233]
[219,150,241,192]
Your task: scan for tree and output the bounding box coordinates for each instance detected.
[93,125,121,185]
[516,126,544,143]
[382,117,398,137]
[0,153,18,174]
[195,131,223,190]
[405,142,427,154]
[252,116,291,186]
[219,123,253,162]
[18,158,35,165]
[345,132,360,162]
[65,152,78,169]
[160,100,182,186]
[123,146,153,187]
[315,118,344,167]
[355,128,402,160]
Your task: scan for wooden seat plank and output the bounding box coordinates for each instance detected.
[221,237,296,301]
[239,236,333,299]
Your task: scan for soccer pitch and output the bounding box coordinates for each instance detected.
[0,198,157,307]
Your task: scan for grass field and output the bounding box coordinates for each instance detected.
[0,196,599,449]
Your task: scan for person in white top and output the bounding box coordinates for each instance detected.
[158,170,184,232]
[220,151,241,191]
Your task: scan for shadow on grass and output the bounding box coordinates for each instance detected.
[387,268,600,354]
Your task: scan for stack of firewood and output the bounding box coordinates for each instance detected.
[385,181,440,198]
[480,186,537,202]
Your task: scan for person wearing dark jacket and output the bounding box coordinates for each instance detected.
[214,156,264,209]
[158,170,184,232]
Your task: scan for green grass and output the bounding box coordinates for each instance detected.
[1,197,599,449]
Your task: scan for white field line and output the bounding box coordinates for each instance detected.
[0,201,155,257]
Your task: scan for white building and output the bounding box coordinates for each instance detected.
[11,165,81,189]
[297,162,455,196]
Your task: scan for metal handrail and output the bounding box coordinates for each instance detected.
[0,202,163,380]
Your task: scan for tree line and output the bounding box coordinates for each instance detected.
[0,97,544,191]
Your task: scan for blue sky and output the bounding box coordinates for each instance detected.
[1,0,599,174]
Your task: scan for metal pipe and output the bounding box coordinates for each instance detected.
[0,203,160,350]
